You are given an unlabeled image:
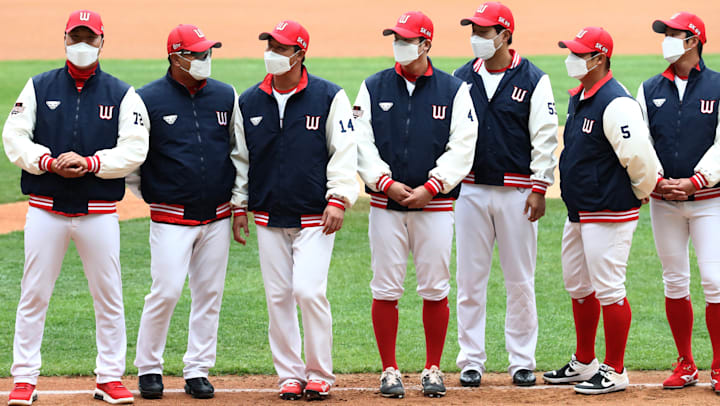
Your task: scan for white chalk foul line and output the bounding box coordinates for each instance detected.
[2,382,708,397]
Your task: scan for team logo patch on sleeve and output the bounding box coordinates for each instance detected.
[216,111,228,126]
[582,118,595,134]
[10,102,24,115]
[45,100,61,110]
[431,105,447,120]
[379,102,394,111]
[162,114,178,125]
[352,106,363,119]
[652,98,666,108]
[98,105,115,120]
[305,115,321,130]
[250,116,263,126]
[700,100,716,115]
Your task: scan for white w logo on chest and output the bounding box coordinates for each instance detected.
[581,118,595,134]
[216,111,228,126]
[98,105,114,120]
[700,100,717,115]
[510,86,528,103]
[305,115,321,130]
[432,105,447,120]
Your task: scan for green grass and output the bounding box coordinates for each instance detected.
[1,55,719,203]
[0,198,713,377]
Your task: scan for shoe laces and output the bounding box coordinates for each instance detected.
[13,383,33,391]
[103,381,127,390]
[282,380,301,389]
[424,366,444,385]
[381,368,400,385]
[672,357,694,372]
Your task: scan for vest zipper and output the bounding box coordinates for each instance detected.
[191,97,207,201]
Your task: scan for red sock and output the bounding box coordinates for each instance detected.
[372,299,399,370]
[423,297,449,369]
[665,296,694,363]
[706,303,720,370]
[602,298,632,372]
[572,293,600,364]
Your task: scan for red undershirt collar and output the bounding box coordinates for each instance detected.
[394,61,433,82]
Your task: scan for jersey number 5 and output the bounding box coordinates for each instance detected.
[621,125,630,139]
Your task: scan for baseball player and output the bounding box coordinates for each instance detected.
[232,20,358,401]
[2,10,149,405]
[637,12,720,392]
[130,24,238,400]
[355,11,478,398]
[542,27,660,395]
[453,2,558,388]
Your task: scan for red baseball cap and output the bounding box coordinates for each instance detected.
[559,27,614,58]
[461,2,514,34]
[383,11,434,41]
[167,24,222,54]
[653,12,706,44]
[259,20,310,51]
[65,10,103,35]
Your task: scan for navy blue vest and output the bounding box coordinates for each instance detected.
[560,77,640,222]
[239,70,340,227]
[138,72,236,222]
[364,63,463,210]
[454,58,545,185]
[642,60,720,186]
[21,65,129,214]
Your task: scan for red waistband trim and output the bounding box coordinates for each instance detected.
[29,194,116,217]
[578,208,639,223]
[150,202,231,225]
[369,193,454,211]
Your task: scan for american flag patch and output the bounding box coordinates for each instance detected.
[10,102,24,115]
[352,106,363,119]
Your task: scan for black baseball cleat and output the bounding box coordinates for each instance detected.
[460,369,482,387]
[138,374,163,399]
[379,367,405,398]
[421,366,446,398]
[513,369,537,386]
[184,377,215,399]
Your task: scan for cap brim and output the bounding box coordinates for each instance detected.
[184,40,222,52]
[65,23,102,35]
[558,40,594,54]
[258,32,296,46]
[460,16,498,27]
[382,27,421,39]
[652,19,683,34]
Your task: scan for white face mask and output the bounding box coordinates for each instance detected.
[470,30,504,60]
[393,40,424,66]
[66,42,100,68]
[264,50,299,75]
[178,54,212,80]
[662,36,691,64]
[565,53,600,80]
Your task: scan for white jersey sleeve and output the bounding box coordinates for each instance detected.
[527,74,559,192]
[2,78,51,175]
[354,80,393,192]
[635,83,651,128]
[427,82,478,193]
[603,97,662,199]
[230,89,249,213]
[94,87,150,179]
[692,104,720,187]
[324,89,359,208]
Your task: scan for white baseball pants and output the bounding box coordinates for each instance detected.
[455,184,538,376]
[651,198,720,302]
[134,218,230,379]
[12,207,126,384]
[368,207,453,301]
[561,219,637,305]
[255,225,336,387]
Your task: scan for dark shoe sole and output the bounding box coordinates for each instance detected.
[279,392,302,400]
[460,380,480,387]
[184,384,214,399]
[514,381,536,387]
[380,392,404,399]
[304,390,328,401]
[139,390,163,399]
[423,392,446,398]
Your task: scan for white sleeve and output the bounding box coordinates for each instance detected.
[2,78,51,175]
[527,74,559,192]
[427,82,478,193]
[693,107,720,187]
[125,167,143,200]
[603,97,662,199]
[324,89,359,207]
[635,83,650,127]
[354,80,393,192]
[93,87,150,179]
[230,91,249,212]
